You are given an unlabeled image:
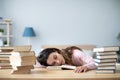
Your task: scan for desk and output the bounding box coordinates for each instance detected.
[0,65,120,80]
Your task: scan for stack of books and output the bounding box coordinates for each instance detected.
[0,46,13,69]
[93,46,119,74]
[9,51,36,74]
[0,52,12,69]
[0,45,31,69]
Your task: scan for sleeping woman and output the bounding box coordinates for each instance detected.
[35,46,96,73]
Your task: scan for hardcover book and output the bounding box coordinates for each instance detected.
[94,58,116,63]
[96,69,115,74]
[95,62,116,66]
[96,54,117,59]
[0,53,11,57]
[13,45,31,52]
[97,66,116,70]
[96,52,117,56]
[93,46,119,52]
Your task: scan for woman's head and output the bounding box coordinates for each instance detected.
[37,48,65,66]
[61,46,82,65]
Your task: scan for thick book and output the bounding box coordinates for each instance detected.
[11,69,31,74]
[11,65,34,74]
[0,62,10,66]
[95,62,116,67]
[12,65,34,70]
[0,46,13,52]
[97,66,116,70]
[13,45,31,52]
[96,52,117,56]
[0,57,10,61]
[96,69,115,74]
[0,52,11,54]
[0,65,12,69]
[94,58,116,63]
[0,53,11,58]
[93,46,119,52]
[46,65,76,70]
[96,54,117,59]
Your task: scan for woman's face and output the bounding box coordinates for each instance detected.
[47,52,65,66]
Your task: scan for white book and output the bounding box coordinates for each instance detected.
[47,65,76,70]
[96,69,115,74]
[61,65,76,70]
[96,55,117,59]
[95,62,116,66]
[94,59,116,63]
[93,46,119,52]
[97,66,116,70]
[47,66,61,70]
[96,52,117,56]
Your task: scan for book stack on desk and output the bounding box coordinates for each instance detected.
[0,46,13,69]
[0,52,12,69]
[93,46,119,74]
[9,51,36,74]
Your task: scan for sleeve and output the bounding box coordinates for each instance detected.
[72,50,96,70]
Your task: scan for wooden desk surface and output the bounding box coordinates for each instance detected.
[0,65,120,80]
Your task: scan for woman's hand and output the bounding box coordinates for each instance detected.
[74,66,88,73]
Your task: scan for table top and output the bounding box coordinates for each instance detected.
[0,64,120,80]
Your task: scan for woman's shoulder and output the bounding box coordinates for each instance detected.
[72,49,84,57]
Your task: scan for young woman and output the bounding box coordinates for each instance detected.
[36,46,96,73]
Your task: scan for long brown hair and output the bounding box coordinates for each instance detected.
[61,46,82,65]
[37,48,61,66]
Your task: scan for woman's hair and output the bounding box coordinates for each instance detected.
[61,46,82,65]
[37,48,61,66]
[37,46,82,66]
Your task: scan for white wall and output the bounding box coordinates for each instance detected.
[1,0,120,55]
[0,0,4,17]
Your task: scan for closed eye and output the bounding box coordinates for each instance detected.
[53,55,57,59]
[51,62,56,66]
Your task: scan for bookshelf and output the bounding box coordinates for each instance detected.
[0,19,12,46]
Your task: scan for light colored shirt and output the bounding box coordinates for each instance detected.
[72,49,96,70]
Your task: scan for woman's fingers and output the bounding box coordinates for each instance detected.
[74,66,88,73]
[83,67,88,72]
[74,67,81,73]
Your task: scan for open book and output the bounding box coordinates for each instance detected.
[46,65,76,70]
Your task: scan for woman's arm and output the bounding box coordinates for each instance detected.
[72,50,96,73]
